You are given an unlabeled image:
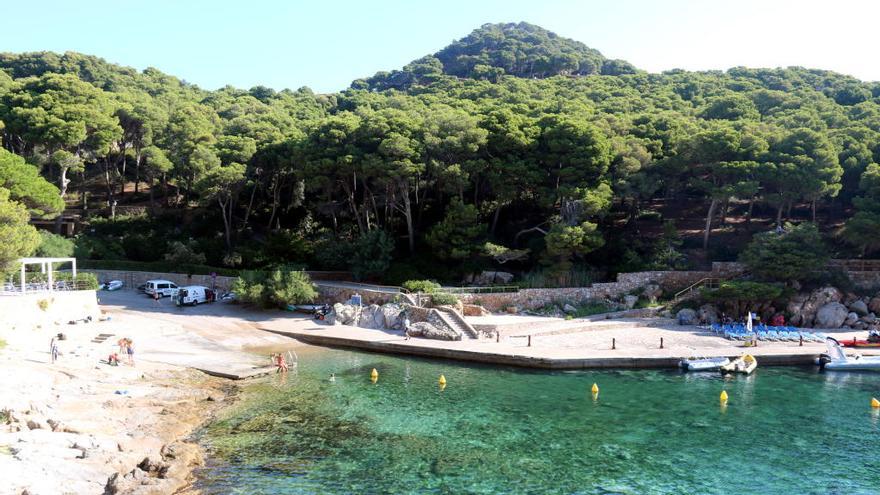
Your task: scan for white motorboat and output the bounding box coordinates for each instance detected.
[679,357,731,371]
[818,337,880,371]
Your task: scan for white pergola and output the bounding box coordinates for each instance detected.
[16,257,77,294]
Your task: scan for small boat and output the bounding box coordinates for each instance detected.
[838,338,880,348]
[720,354,757,374]
[102,280,123,291]
[818,337,880,371]
[680,357,730,371]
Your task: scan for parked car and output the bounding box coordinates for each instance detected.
[175,285,214,306]
[144,279,179,298]
[102,280,124,291]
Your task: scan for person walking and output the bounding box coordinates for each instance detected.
[153,291,160,306]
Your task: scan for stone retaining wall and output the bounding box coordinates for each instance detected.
[459,262,747,312]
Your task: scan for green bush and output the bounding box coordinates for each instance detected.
[232,269,317,309]
[402,279,441,293]
[740,223,829,282]
[35,231,75,258]
[163,240,207,265]
[701,280,789,317]
[58,272,100,290]
[431,292,459,306]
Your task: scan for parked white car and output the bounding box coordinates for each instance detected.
[144,279,179,298]
[175,285,214,306]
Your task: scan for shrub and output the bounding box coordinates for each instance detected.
[57,272,100,290]
[163,240,207,265]
[740,223,828,282]
[701,280,789,317]
[35,231,74,258]
[431,292,459,306]
[350,230,393,281]
[232,269,317,309]
[402,279,441,293]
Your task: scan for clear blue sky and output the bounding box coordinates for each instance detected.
[3,0,877,93]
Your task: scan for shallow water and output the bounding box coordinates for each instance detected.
[194,350,880,494]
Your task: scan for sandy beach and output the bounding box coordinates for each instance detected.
[0,290,319,495]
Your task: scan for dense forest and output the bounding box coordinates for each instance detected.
[2,22,880,285]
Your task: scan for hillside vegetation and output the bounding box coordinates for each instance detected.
[1,23,879,284]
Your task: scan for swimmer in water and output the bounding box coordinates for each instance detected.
[329,373,336,382]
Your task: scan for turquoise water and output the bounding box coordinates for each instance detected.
[194,350,880,494]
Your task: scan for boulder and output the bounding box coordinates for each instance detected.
[698,304,720,324]
[869,297,880,314]
[791,287,843,327]
[563,304,578,314]
[850,300,869,316]
[407,321,460,341]
[461,304,490,317]
[676,308,697,326]
[844,312,860,326]
[623,295,639,310]
[642,283,662,303]
[381,303,405,329]
[333,303,358,325]
[815,302,849,328]
[357,304,383,329]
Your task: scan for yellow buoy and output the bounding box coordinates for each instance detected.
[591,383,599,394]
[871,397,880,408]
[720,390,729,404]
[438,374,447,386]
[439,382,447,391]
[370,368,378,379]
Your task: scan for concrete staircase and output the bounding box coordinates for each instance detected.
[435,307,480,339]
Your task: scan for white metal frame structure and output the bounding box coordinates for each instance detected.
[16,257,77,294]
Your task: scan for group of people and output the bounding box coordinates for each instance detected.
[109,338,135,366]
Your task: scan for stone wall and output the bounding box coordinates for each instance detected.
[459,262,747,312]
[0,291,99,329]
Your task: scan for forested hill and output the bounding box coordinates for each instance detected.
[354,22,637,91]
[2,23,880,285]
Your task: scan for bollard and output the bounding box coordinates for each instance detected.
[612,338,616,350]
[528,335,532,347]
[799,335,803,347]
[496,331,500,343]
[660,337,664,349]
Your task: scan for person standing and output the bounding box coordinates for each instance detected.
[126,340,135,366]
[49,337,59,364]
[403,316,412,340]
[153,291,160,306]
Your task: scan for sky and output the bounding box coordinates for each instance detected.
[2,0,878,93]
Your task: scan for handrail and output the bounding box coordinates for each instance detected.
[439,285,520,294]
[673,277,720,300]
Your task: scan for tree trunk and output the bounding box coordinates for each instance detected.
[490,203,503,235]
[776,204,784,226]
[746,197,755,231]
[703,198,718,250]
[218,198,232,253]
[134,149,141,195]
[401,181,415,254]
[811,199,817,223]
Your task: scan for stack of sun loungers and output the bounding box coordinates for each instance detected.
[709,323,827,342]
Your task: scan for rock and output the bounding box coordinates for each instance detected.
[505,306,520,314]
[26,419,42,430]
[381,303,405,329]
[815,302,849,328]
[844,312,860,326]
[676,308,697,325]
[333,303,358,325]
[869,297,880,314]
[468,271,515,286]
[850,300,869,316]
[407,321,460,341]
[792,287,844,327]
[698,304,720,324]
[623,295,639,310]
[563,304,578,314]
[642,283,662,303]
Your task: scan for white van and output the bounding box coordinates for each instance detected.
[176,285,214,306]
[144,279,179,298]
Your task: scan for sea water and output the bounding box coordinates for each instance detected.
[194,349,880,494]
